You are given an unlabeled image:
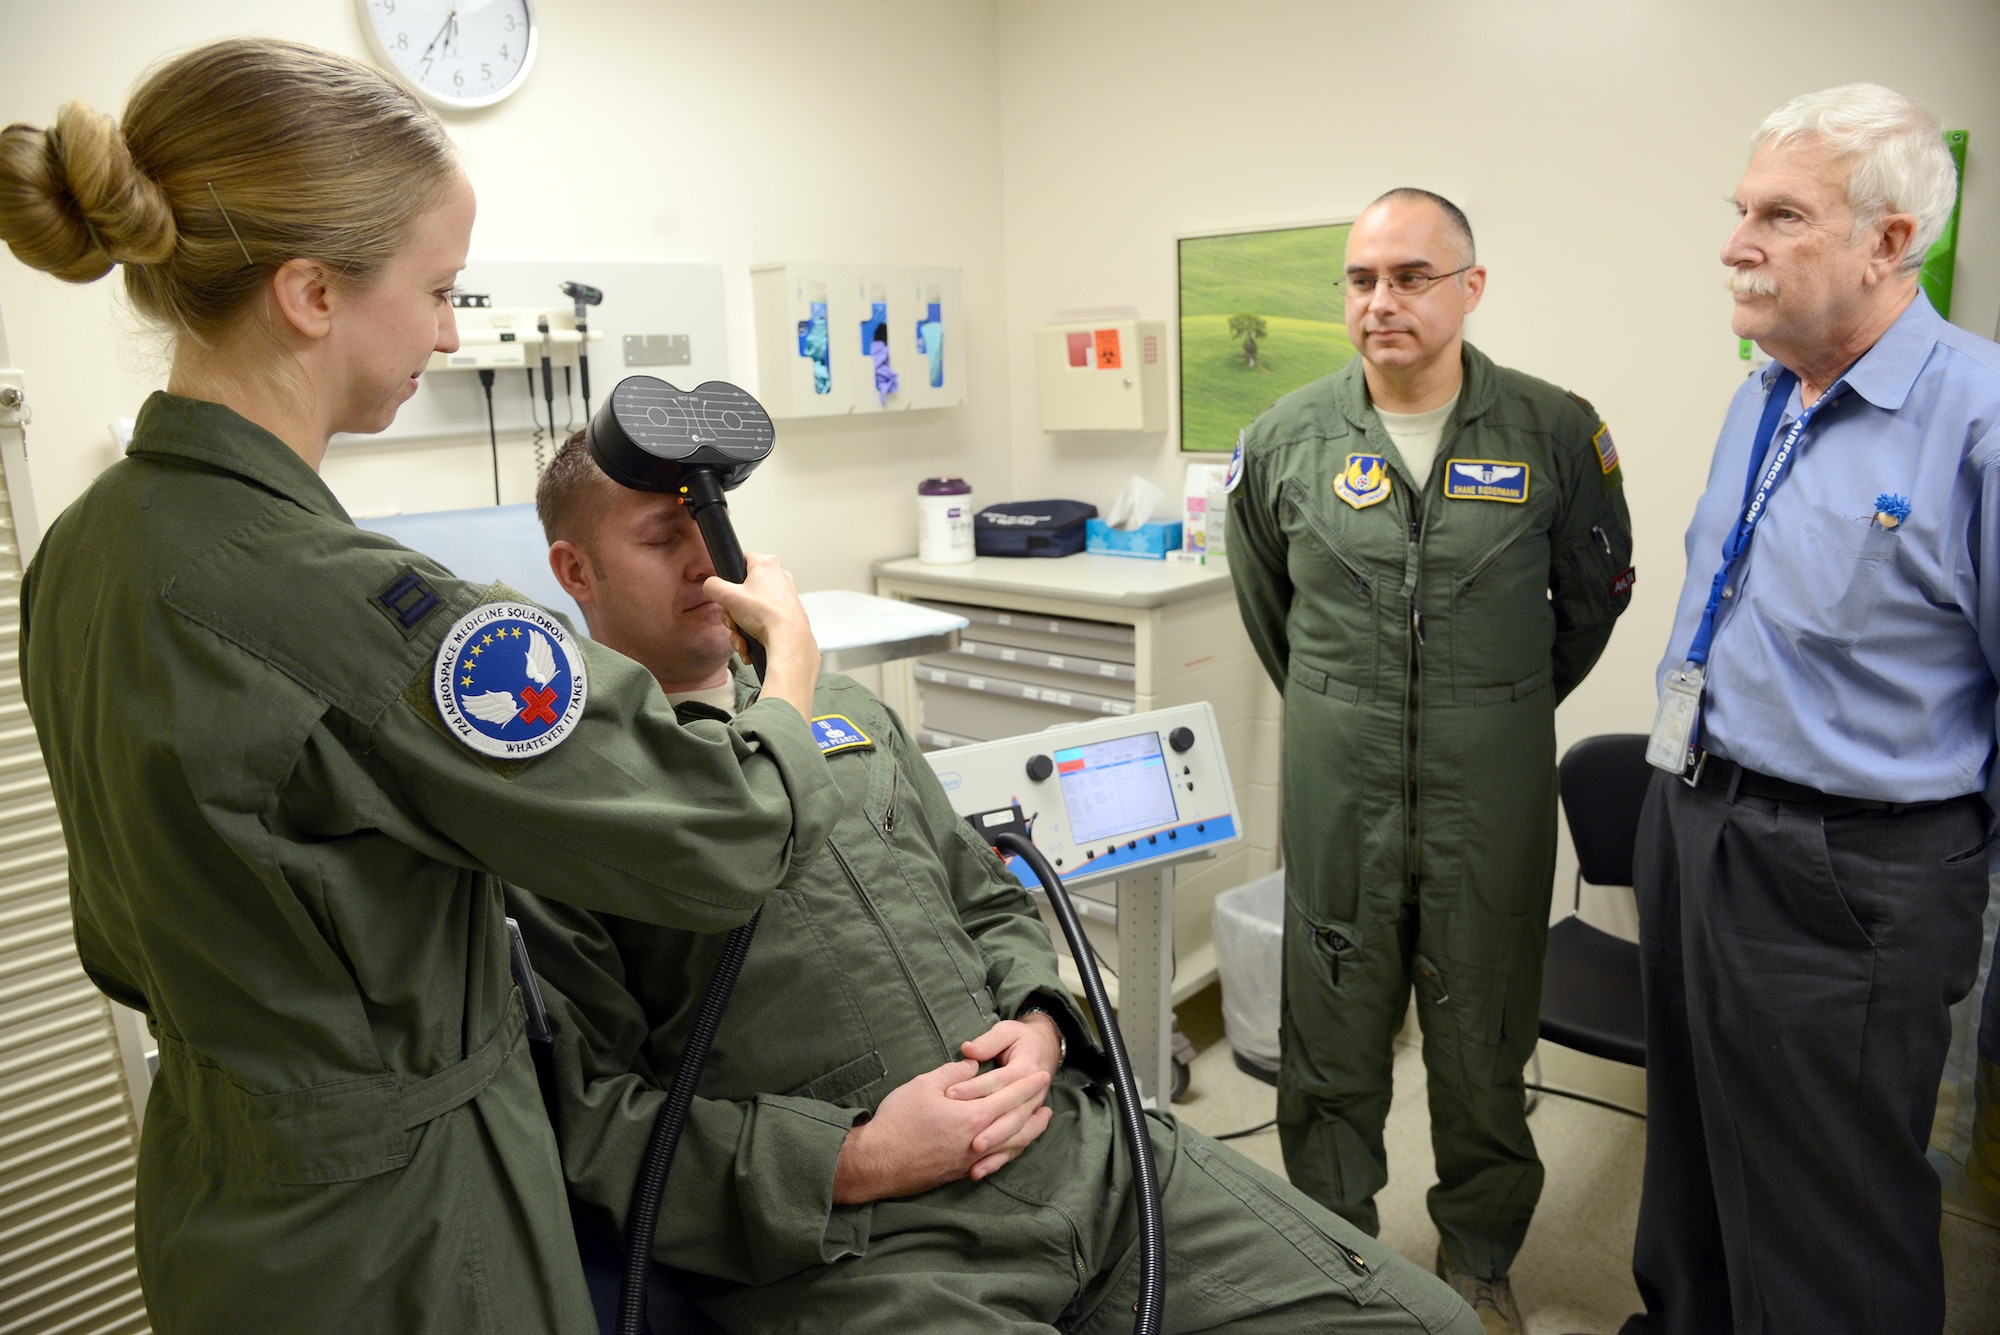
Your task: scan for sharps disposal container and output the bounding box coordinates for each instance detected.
[917,477,975,564]
[1213,870,1285,1082]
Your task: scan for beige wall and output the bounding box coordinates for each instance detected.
[0,0,1016,603]
[2,0,1996,891]
[991,0,2000,910]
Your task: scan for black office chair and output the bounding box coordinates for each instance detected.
[1535,733,1650,1081]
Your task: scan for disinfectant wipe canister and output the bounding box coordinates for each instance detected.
[917,477,975,564]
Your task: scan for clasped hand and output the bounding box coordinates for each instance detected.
[830,1013,1063,1206]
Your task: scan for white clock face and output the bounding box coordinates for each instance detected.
[359,0,538,110]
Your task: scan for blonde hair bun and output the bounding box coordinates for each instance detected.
[0,38,455,340]
[0,100,177,283]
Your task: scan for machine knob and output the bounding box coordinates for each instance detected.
[1168,726,1195,753]
[1025,754,1054,782]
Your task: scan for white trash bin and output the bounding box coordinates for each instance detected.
[1212,870,1285,1083]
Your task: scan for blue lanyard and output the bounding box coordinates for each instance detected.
[1683,368,1843,668]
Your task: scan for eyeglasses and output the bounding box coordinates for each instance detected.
[1338,265,1473,297]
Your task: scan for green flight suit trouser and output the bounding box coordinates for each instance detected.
[700,1087,1480,1335]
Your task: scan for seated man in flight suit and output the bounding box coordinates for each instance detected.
[506,431,1478,1335]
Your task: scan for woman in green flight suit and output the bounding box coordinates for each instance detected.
[0,38,836,1334]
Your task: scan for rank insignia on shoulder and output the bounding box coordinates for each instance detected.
[375,567,442,633]
[1334,453,1392,510]
[1444,460,1530,503]
[811,714,874,755]
[432,602,588,759]
[1592,422,1620,475]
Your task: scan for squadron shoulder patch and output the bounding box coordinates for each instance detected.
[433,601,588,759]
[1224,433,1246,494]
[1444,460,1530,503]
[1334,453,1392,510]
[810,714,874,755]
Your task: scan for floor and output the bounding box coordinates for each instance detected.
[1166,984,2000,1335]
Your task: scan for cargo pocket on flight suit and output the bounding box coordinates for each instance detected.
[1180,1137,1381,1302]
[1413,950,1497,1087]
[1281,905,1363,1077]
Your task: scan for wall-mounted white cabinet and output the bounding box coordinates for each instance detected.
[1034,317,1167,432]
[752,263,965,418]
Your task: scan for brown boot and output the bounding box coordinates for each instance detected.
[1435,1247,1524,1335]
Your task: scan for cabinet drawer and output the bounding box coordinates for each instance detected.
[942,637,1136,685]
[915,680,1103,742]
[915,599,1135,660]
[914,663,1133,717]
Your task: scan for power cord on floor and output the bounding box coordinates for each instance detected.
[1523,1082,1646,1120]
[1213,1118,1277,1141]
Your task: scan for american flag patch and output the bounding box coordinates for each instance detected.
[1593,423,1619,475]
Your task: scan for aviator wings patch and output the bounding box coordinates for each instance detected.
[1444,460,1529,503]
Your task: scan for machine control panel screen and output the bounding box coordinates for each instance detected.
[1055,732,1180,844]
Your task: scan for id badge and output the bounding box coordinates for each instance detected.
[1645,666,1703,776]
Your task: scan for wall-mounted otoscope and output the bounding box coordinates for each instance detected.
[559,281,603,417]
[585,376,776,677]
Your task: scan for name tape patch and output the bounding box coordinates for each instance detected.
[1612,565,1637,597]
[1444,460,1530,503]
[811,714,874,755]
[1334,453,1393,510]
[433,601,588,759]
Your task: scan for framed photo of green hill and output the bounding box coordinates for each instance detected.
[1177,219,1355,453]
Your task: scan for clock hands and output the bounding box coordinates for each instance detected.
[418,8,458,64]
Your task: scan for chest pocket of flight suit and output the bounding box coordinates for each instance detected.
[1438,482,1556,695]
[1280,478,1385,699]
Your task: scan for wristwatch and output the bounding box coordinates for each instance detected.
[1017,1003,1067,1069]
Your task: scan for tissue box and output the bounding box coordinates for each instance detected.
[1085,519,1182,559]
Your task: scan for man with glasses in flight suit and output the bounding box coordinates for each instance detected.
[1229,188,1635,1334]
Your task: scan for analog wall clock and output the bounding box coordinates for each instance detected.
[357,0,538,111]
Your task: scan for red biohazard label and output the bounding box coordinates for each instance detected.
[1611,565,1636,597]
[1094,328,1122,369]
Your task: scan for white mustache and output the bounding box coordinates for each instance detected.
[1725,269,1778,297]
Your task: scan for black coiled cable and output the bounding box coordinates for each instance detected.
[616,911,760,1335]
[991,831,1164,1335]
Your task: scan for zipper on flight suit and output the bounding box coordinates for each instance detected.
[1402,427,1454,901]
[824,835,956,1063]
[1317,927,1351,984]
[1404,496,1427,899]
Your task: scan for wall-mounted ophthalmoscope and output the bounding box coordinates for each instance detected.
[559,281,604,417]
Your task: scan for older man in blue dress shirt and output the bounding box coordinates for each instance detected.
[1628,84,2000,1335]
